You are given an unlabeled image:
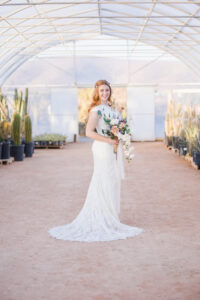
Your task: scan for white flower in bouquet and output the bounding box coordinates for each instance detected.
[129,146,134,152]
[110,119,119,126]
[103,114,134,162]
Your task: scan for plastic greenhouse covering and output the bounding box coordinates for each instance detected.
[1,1,200,141]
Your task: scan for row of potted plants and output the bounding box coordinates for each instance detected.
[0,87,34,162]
[164,99,200,168]
[33,133,67,146]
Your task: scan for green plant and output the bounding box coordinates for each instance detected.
[185,126,198,156]
[173,102,183,136]
[0,120,10,140]
[24,88,28,116]
[33,133,67,142]
[24,115,32,143]
[0,88,10,122]
[165,113,171,137]
[180,128,186,141]
[0,122,4,142]
[13,87,29,121]
[193,130,200,153]
[165,99,176,137]
[11,113,21,145]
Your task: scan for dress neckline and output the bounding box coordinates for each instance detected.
[100,104,112,108]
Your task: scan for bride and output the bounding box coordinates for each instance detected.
[48,80,144,242]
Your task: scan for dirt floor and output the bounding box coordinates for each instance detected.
[0,141,200,300]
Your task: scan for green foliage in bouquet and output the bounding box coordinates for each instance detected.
[24,115,32,143]
[11,113,22,145]
[33,133,67,142]
[102,114,130,137]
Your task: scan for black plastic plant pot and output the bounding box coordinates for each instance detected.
[32,141,34,153]
[178,144,183,156]
[177,137,182,150]
[13,144,25,161]
[167,136,172,147]
[193,152,200,167]
[0,142,2,159]
[179,144,187,156]
[172,136,179,149]
[10,144,15,157]
[2,140,11,159]
[183,147,188,156]
[24,142,33,157]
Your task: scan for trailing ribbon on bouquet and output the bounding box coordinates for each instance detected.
[116,140,125,180]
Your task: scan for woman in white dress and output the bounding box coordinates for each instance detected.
[48,80,144,242]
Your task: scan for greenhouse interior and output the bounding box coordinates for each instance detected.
[1,1,200,300]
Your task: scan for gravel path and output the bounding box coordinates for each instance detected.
[0,141,200,300]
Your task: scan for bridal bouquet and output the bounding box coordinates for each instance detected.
[99,111,134,162]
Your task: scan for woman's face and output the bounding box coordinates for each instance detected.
[98,84,110,103]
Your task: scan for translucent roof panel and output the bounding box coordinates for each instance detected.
[1,0,200,85]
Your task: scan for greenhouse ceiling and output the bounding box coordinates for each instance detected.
[1,0,200,85]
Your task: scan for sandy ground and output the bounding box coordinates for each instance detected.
[0,141,200,300]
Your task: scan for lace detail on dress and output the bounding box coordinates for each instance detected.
[48,104,144,242]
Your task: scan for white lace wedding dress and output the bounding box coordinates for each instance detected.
[48,104,144,242]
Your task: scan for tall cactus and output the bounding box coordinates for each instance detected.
[14,88,18,109]
[0,122,4,142]
[0,120,10,140]
[19,91,23,116]
[13,87,29,120]
[0,88,10,122]
[24,115,32,143]
[173,102,183,136]
[11,113,21,145]
[24,88,28,116]
[165,99,175,137]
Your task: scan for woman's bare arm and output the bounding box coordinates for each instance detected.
[86,111,117,145]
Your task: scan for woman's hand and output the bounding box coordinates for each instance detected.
[108,137,119,146]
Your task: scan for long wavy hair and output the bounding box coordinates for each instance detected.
[85,80,113,124]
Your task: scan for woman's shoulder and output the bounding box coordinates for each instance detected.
[90,104,110,113]
[90,105,101,112]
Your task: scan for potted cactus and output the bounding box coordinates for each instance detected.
[193,130,200,167]
[0,120,11,159]
[178,128,188,156]
[0,89,11,159]
[11,113,24,161]
[24,115,33,157]
[164,113,172,146]
[172,103,182,150]
[165,99,175,147]
[0,123,3,158]
[185,126,198,157]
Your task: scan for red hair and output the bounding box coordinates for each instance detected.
[85,80,113,123]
